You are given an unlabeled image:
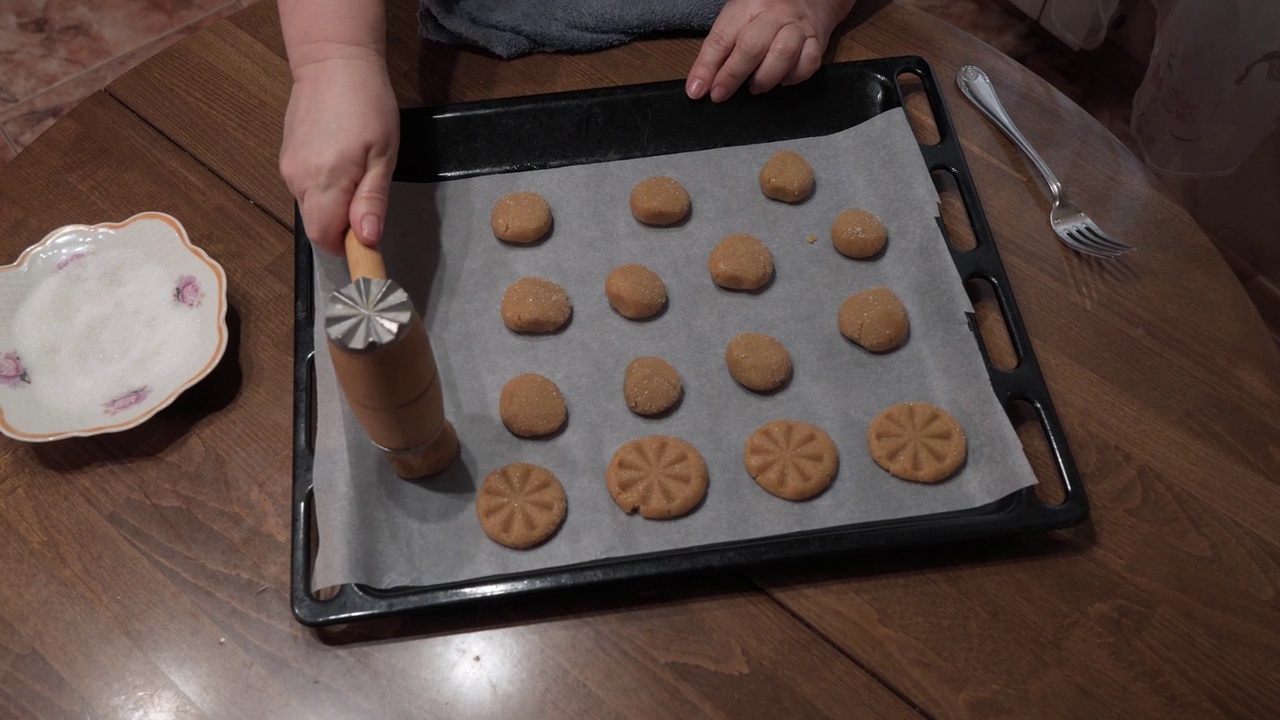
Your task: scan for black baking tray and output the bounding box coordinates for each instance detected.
[290,56,1087,626]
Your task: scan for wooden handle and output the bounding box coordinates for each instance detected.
[344,227,387,282]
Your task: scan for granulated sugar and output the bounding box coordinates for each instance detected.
[13,246,207,416]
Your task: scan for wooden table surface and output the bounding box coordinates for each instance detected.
[1,1,1278,717]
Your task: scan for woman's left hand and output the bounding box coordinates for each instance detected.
[686,0,856,102]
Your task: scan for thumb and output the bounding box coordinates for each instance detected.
[348,160,393,248]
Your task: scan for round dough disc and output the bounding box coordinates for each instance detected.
[725,332,792,392]
[491,191,553,244]
[624,356,683,416]
[501,277,572,333]
[831,208,887,258]
[759,150,814,203]
[606,264,668,319]
[709,234,774,291]
[630,177,691,226]
[838,286,909,352]
[499,373,567,437]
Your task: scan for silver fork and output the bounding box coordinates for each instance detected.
[956,65,1133,258]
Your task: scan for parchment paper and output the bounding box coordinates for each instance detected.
[310,108,1038,590]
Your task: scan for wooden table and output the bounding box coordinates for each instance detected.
[2,1,1277,717]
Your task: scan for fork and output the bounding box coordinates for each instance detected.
[956,65,1133,258]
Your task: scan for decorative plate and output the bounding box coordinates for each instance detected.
[0,212,228,441]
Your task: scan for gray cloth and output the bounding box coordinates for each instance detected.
[419,0,727,58]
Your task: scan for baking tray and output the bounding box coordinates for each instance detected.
[290,56,1087,626]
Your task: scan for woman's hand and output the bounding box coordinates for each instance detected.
[280,54,398,255]
[686,0,855,102]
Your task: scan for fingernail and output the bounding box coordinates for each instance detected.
[710,86,727,103]
[360,214,381,243]
[688,78,705,98]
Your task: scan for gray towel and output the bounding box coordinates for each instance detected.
[419,0,727,59]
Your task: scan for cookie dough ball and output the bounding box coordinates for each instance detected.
[476,463,567,548]
[499,373,567,438]
[838,286,909,352]
[624,356,683,416]
[744,419,839,500]
[759,150,814,203]
[501,277,572,333]
[831,208,887,258]
[605,264,667,319]
[607,435,708,519]
[867,402,967,483]
[491,191,552,244]
[630,176,691,226]
[725,332,792,393]
[709,234,774,291]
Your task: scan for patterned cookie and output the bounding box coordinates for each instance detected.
[839,286,909,352]
[475,463,567,548]
[606,264,667,319]
[744,419,839,500]
[831,208,887,258]
[709,234,774,291]
[725,332,792,392]
[867,402,967,483]
[491,191,552,244]
[759,150,814,203]
[500,373,567,438]
[630,176,691,226]
[607,435,708,519]
[624,356,682,416]
[501,277,572,333]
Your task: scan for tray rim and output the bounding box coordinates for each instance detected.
[290,55,1088,627]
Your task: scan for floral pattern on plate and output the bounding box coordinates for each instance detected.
[1,351,30,388]
[175,274,203,308]
[103,387,151,416]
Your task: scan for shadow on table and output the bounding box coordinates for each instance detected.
[314,519,1095,647]
[30,304,243,471]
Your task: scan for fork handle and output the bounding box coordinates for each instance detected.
[957,65,1063,203]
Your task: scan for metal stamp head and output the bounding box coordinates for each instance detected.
[325,277,414,351]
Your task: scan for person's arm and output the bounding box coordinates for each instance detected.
[278,0,399,254]
[686,0,856,102]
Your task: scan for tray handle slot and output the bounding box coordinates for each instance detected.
[931,167,979,252]
[964,276,1020,371]
[895,69,942,146]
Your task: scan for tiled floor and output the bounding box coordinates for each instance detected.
[0,0,1142,168]
[0,0,252,159]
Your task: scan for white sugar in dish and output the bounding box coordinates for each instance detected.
[13,246,208,417]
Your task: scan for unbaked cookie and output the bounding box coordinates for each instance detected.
[759,150,814,203]
[491,191,552,244]
[607,435,708,519]
[831,208,887,258]
[499,373,567,438]
[744,419,839,500]
[838,286,909,352]
[624,356,682,416]
[630,176,691,226]
[868,402,967,483]
[725,332,792,392]
[605,264,667,319]
[501,277,572,333]
[476,463,567,548]
[709,234,774,291]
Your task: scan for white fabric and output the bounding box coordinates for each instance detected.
[1052,0,1280,177]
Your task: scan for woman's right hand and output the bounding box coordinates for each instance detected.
[279,53,399,255]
